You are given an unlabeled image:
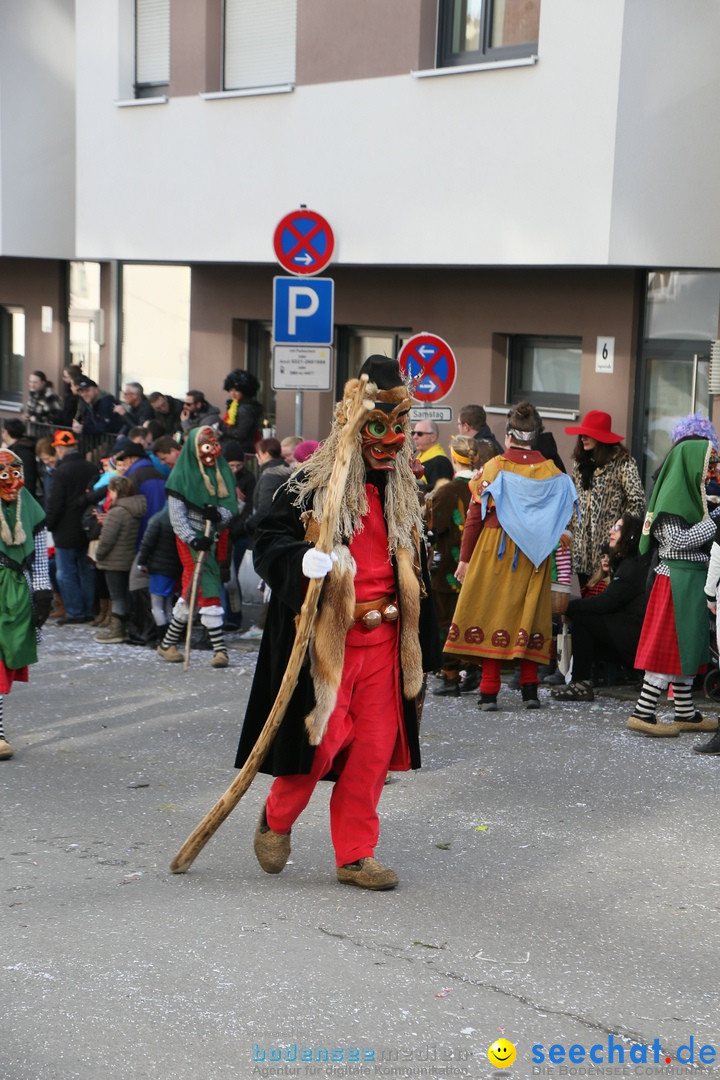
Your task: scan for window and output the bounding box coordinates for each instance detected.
[507,335,582,409]
[122,265,190,399]
[246,321,274,430]
[0,306,25,409]
[437,0,540,67]
[135,0,170,97]
[224,0,297,92]
[335,328,408,399]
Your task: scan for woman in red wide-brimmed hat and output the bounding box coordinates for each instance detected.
[565,410,645,585]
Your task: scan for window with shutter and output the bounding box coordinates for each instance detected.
[135,0,170,96]
[223,0,297,91]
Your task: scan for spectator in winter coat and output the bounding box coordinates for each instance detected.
[456,404,503,456]
[93,476,147,645]
[153,436,182,471]
[412,421,453,491]
[44,430,99,622]
[25,371,61,426]
[148,392,184,438]
[113,382,155,433]
[111,436,167,644]
[551,513,646,702]
[71,378,122,438]
[218,369,263,454]
[112,438,166,544]
[137,505,182,638]
[180,390,221,437]
[59,365,83,428]
[235,438,291,546]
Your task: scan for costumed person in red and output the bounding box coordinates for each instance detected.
[627,418,720,738]
[0,450,52,759]
[235,356,440,890]
[444,401,578,710]
[156,425,238,668]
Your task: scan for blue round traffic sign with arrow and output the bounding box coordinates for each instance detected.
[398,333,457,403]
[273,208,335,276]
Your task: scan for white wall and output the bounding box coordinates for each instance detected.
[610,0,720,267]
[74,0,630,267]
[0,0,76,258]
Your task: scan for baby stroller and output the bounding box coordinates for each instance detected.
[704,614,720,701]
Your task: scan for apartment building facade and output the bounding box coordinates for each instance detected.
[2,0,720,484]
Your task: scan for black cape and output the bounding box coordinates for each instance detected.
[234,473,440,777]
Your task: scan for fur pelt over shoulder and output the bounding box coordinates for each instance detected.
[301,539,424,746]
[298,372,426,745]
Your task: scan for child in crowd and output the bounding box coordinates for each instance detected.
[93,476,147,645]
[137,505,182,641]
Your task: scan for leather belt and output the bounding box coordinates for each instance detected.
[353,594,399,630]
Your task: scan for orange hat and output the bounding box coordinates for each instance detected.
[52,430,77,447]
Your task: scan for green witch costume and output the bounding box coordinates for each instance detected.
[157,425,238,668]
[628,432,720,737]
[0,450,52,759]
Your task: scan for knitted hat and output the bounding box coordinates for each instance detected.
[670,412,719,452]
[51,430,76,447]
[293,440,320,464]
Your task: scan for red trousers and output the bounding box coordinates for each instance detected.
[266,633,405,866]
[480,657,538,695]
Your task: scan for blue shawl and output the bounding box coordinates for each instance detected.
[480,470,579,569]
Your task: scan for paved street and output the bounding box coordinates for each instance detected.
[3,623,720,1080]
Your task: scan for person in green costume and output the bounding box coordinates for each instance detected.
[156,425,238,668]
[0,449,52,759]
[628,414,720,738]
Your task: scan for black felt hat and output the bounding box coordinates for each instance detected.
[356,355,412,415]
[358,355,404,391]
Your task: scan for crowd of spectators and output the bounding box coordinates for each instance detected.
[5,363,720,758]
[1,366,295,648]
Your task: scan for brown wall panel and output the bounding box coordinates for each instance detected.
[188,263,643,465]
[0,257,68,411]
[297,0,435,84]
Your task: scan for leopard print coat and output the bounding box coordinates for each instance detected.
[570,451,646,578]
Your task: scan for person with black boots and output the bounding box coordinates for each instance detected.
[156,426,238,668]
[427,434,493,697]
[93,476,147,644]
[137,505,182,642]
[551,513,646,702]
[694,500,720,755]
[628,419,719,739]
[445,402,577,711]
[112,436,166,644]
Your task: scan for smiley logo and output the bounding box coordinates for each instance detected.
[488,1039,516,1068]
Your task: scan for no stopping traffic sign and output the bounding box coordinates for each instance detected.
[399,333,457,403]
[273,209,335,276]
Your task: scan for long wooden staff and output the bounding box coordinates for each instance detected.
[183,518,213,671]
[170,376,372,874]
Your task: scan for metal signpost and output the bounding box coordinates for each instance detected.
[272,208,336,430]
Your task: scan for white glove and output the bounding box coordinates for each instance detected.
[302,548,338,579]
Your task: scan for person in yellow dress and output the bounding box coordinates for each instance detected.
[444,401,577,711]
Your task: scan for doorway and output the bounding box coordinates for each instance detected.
[636,340,710,491]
